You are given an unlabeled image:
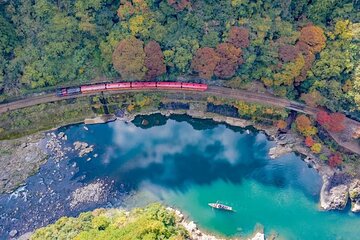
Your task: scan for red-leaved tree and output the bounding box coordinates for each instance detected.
[227,26,250,48]
[305,136,315,147]
[316,110,331,126]
[328,153,343,168]
[279,44,299,63]
[167,0,191,11]
[328,113,346,132]
[144,41,166,80]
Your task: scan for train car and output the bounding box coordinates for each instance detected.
[56,88,68,97]
[106,82,131,90]
[80,84,106,93]
[157,82,182,90]
[131,82,157,89]
[181,83,208,91]
[67,87,81,95]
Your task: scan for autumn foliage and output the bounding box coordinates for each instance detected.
[227,26,250,48]
[295,114,317,136]
[214,43,242,79]
[112,37,146,80]
[316,110,346,132]
[167,0,191,11]
[117,0,148,20]
[144,41,166,80]
[328,113,346,132]
[300,90,324,107]
[191,47,220,79]
[328,153,343,168]
[316,110,331,125]
[279,44,299,63]
[305,136,315,147]
[276,120,287,130]
[311,143,322,153]
[298,25,326,54]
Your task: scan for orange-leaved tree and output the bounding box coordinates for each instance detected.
[191,47,220,80]
[295,114,317,136]
[276,120,287,130]
[298,25,326,54]
[214,43,242,79]
[305,136,315,147]
[112,37,147,80]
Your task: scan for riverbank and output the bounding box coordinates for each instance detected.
[0,110,358,239]
[0,134,47,194]
[2,103,359,212]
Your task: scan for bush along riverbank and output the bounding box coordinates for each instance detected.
[0,91,359,211]
[29,203,266,240]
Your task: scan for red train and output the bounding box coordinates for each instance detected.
[56,81,208,97]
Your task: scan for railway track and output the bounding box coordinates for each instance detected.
[0,86,359,154]
[0,86,316,115]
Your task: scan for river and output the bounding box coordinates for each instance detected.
[0,114,359,239]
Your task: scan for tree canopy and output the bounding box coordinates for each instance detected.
[0,0,358,118]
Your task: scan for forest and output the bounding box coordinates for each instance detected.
[31,203,189,239]
[0,0,359,118]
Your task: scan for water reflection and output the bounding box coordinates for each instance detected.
[71,114,321,198]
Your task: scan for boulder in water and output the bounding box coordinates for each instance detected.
[320,174,350,210]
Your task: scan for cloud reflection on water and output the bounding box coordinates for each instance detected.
[73,115,320,198]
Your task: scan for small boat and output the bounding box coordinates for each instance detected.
[208,202,235,212]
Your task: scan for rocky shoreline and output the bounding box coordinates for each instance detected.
[0,134,48,194]
[4,105,357,213]
[0,104,359,238]
[120,107,360,213]
[166,207,266,240]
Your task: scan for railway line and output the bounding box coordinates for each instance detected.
[0,85,314,115]
[0,82,359,154]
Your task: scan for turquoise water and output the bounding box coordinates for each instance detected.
[61,114,360,239]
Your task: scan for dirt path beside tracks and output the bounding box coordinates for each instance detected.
[0,86,359,154]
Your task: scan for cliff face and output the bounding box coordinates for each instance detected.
[349,179,360,212]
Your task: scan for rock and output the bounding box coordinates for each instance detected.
[17,232,33,240]
[141,119,149,126]
[349,179,360,212]
[249,232,264,240]
[320,175,349,210]
[79,145,94,157]
[268,145,292,159]
[9,229,18,237]
[70,180,108,209]
[58,132,65,139]
[73,141,82,150]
